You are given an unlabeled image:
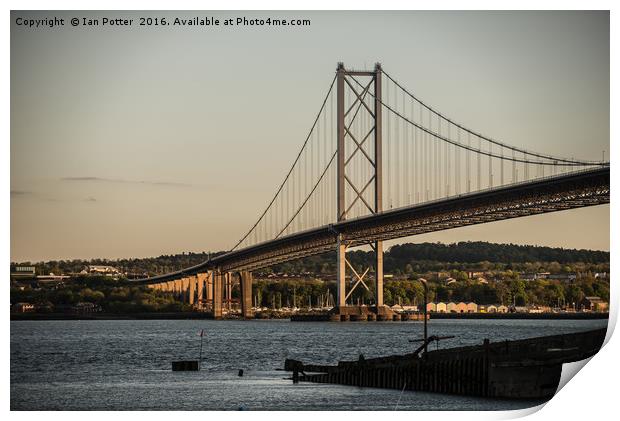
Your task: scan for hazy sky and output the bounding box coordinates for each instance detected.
[11,11,609,262]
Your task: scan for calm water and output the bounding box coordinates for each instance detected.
[10,318,607,411]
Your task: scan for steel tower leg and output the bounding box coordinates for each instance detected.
[374,63,384,308]
[337,235,346,308]
[336,62,347,312]
[375,241,384,306]
[336,62,346,222]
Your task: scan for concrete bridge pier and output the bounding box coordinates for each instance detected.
[196,274,204,306]
[188,276,196,306]
[212,271,223,319]
[205,272,213,303]
[239,271,253,319]
[225,273,233,310]
[178,279,185,301]
[179,278,186,303]
[178,278,187,302]
[195,272,213,308]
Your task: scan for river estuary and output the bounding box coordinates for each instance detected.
[10,318,607,410]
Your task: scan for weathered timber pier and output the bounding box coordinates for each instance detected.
[284,328,606,399]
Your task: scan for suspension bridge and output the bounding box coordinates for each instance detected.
[137,63,610,319]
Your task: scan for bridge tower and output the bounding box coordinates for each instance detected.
[336,62,385,314]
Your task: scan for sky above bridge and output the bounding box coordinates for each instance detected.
[11,10,609,262]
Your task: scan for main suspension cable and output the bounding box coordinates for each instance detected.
[381,69,606,166]
[231,75,337,251]
[347,74,606,167]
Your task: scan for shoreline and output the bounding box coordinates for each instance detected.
[427,312,608,320]
[10,311,609,321]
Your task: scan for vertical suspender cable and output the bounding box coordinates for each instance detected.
[500,147,504,186]
[477,136,481,190]
[489,142,492,188]
[387,76,391,208]
[395,81,400,207]
[404,91,409,205]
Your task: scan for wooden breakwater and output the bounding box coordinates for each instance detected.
[284,328,606,399]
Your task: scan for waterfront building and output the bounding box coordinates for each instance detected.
[72,302,102,314]
[13,302,34,313]
[466,302,478,313]
[581,296,608,312]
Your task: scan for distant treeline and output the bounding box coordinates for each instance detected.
[12,241,609,277]
[11,276,189,313]
[386,242,609,264]
[266,242,609,277]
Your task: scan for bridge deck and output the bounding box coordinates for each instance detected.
[134,167,609,283]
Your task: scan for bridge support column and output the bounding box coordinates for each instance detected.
[333,63,384,316]
[196,273,208,309]
[188,276,196,306]
[206,271,213,302]
[212,271,223,319]
[178,278,185,303]
[177,279,186,302]
[375,240,384,307]
[225,273,232,311]
[239,271,253,319]
[176,279,183,301]
[337,235,347,308]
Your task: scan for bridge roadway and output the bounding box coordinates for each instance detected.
[135,166,609,284]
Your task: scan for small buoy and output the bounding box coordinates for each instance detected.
[238,369,244,377]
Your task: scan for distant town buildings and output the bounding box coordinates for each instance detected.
[417,301,606,314]
[81,265,121,276]
[10,266,36,277]
[72,302,102,314]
